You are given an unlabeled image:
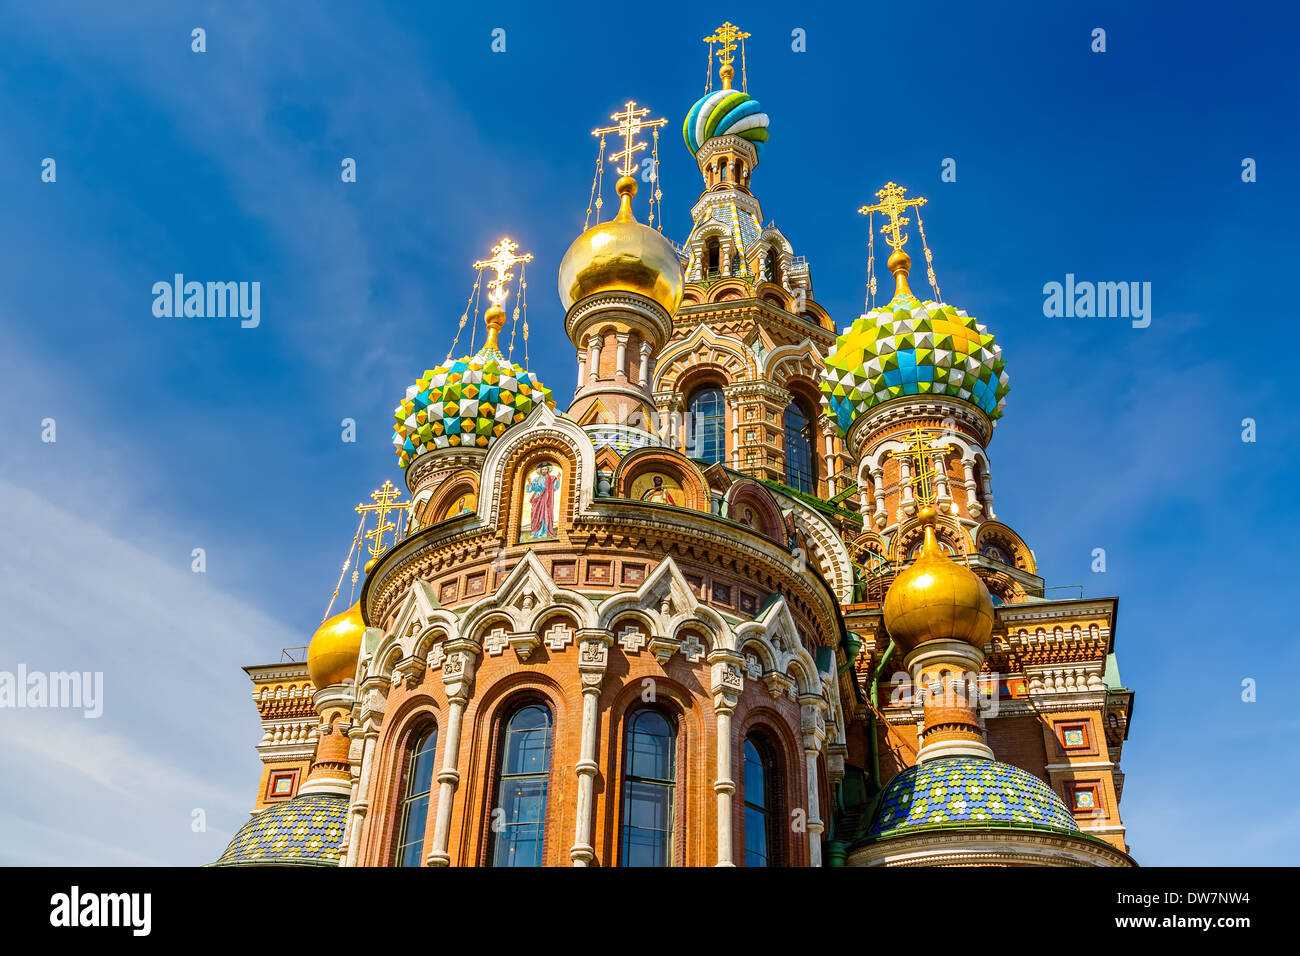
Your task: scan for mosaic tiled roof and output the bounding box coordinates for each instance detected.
[211,793,347,866]
[820,292,1008,436]
[586,426,661,456]
[393,343,553,470]
[867,757,1077,837]
[684,89,770,155]
[685,204,765,278]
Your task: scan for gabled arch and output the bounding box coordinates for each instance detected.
[613,446,711,512]
[460,550,599,638]
[975,520,1037,575]
[654,324,755,393]
[421,469,480,528]
[724,478,785,543]
[732,596,823,696]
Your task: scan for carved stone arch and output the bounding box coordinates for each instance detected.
[763,339,824,389]
[669,603,733,653]
[724,478,785,543]
[411,612,458,662]
[422,469,480,527]
[784,505,854,603]
[783,650,821,697]
[707,277,752,303]
[975,520,1036,575]
[613,446,711,512]
[460,550,598,636]
[529,599,593,637]
[478,403,595,541]
[755,280,792,309]
[655,325,754,393]
[736,633,780,675]
[890,511,970,564]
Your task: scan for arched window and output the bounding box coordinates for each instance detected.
[706,239,721,278]
[686,387,725,465]
[765,249,779,284]
[620,708,677,866]
[744,736,780,866]
[719,158,729,182]
[488,703,553,867]
[395,726,438,867]
[783,399,815,493]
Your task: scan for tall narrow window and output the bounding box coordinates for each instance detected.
[784,399,815,493]
[687,387,725,465]
[489,703,552,867]
[706,239,721,277]
[395,726,438,867]
[744,736,779,867]
[620,708,677,866]
[765,249,778,283]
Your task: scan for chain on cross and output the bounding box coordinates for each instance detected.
[593,100,667,177]
[473,237,533,309]
[858,182,928,251]
[355,479,410,558]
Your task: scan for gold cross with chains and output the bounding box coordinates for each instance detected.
[859,182,928,251]
[703,21,750,89]
[472,237,533,308]
[886,426,954,507]
[593,100,667,176]
[355,480,410,558]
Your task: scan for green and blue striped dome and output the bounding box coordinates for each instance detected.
[820,288,1008,437]
[684,89,770,155]
[868,757,1077,837]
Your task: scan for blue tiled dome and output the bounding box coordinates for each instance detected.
[867,757,1077,836]
[211,793,347,866]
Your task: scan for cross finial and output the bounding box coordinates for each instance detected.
[859,182,928,251]
[593,100,668,177]
[355,480,411,558]
[704,21,750,90]
[472,237,533,310]
[886,426,954,507]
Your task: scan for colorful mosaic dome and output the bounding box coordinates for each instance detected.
[820,283,1008,437]
[211,793,347,866]
[393,337,553,470]
[684,89,770,155]
[867,757,1077,837]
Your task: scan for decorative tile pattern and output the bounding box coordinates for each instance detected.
[212,793,347,866]
[868,757,1078,836]
[821,294,1009,436]
[392,344,553,469]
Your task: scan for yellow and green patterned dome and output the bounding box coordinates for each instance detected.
[820,252,1008,437]
[393,305,553,470]
[210,793,347,866]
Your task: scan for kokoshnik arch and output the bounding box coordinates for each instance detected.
[212,22,1137,869]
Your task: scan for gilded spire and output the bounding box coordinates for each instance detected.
[859,182,928,300]
[472,237,533,351]
[593,100,668,179]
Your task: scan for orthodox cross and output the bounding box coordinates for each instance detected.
[356,479,410,558]
[703,21,750,90]
[858,182,928,251]
[473,237,533,308]
[593,100,667,176]
[886,426,953,506]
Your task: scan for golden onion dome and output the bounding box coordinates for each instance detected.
[558,175,684,315]
[307,602,366,688]
[882,506,994,653]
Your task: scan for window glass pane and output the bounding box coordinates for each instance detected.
[743,739,766,806]
[687,387,725,465]
[396,728,438,867]
[784,400,814,493]
[490,704,553,867]
[621,709,676,867]
[396,796,429,867]
[744,805,768,866]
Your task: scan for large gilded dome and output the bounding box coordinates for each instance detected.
[307,601,366,689]
[820,252,1008,438]
[392,306,553,470]
[882,507,994,653]
[558,176,684,315]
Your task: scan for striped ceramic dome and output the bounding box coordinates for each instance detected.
[683,89,770,155]
[868,756,1077,837]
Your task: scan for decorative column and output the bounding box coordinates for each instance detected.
[638,341,652,388]
[871,465,887,529]
[575,349,587,390]
[820,418,838,497]
[961,457,982,517]
[932,453,951,510]
[709,650,744,867]
[571,629,611,866]
[614,333,629,382]
[343,677,387,866]
[980,466,996,520]
[899,457,915,515]
[587,334,602,383]
[427,639,479,867]
[800,696,827,867]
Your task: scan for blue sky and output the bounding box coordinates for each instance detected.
[0,0,1296,865]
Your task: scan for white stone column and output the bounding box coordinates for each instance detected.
[962,457,982,517]
[427,641,477,867]
[571,630,610,866]
[587,334,602,383]
[981,466,996,520]
[638,341,652,388]
[615,333,629,382]
[801,698,827,867]
[575,349,586,390]
[933,453,951,509]
[871,465,887,529]
[344,708,382,867]
[710,652,744,867]
[899,458,916,515]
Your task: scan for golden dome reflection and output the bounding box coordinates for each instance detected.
[882,506,994,653]
[557,176,684,314]
[307,601,366,689]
